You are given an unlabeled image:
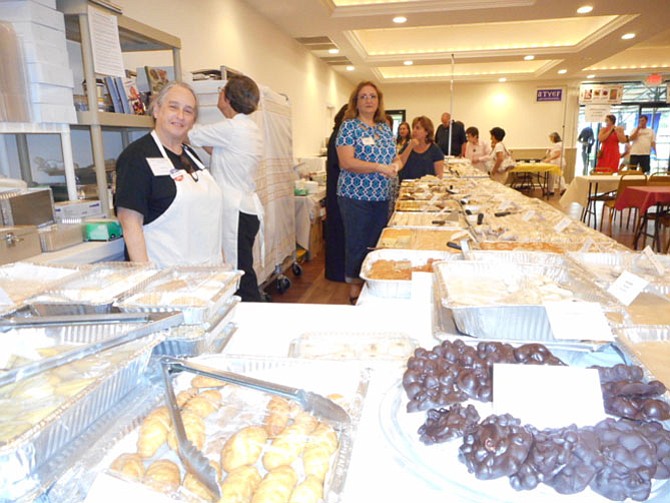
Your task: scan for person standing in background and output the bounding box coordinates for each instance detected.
[463,126,492,173]
[396,121,411,155]
[541,132,566,196]
[578,126,595,172]
[475,127,514,184]
[398,116,444,181]
[324,104,347,282]
[336,81,400,304]
[595,114,627,173]
[435,112,466,157]
[628,115,656,174]
[188,75,263,302]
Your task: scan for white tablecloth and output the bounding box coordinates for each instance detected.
[559,174,644,209]
[294,192,325,250]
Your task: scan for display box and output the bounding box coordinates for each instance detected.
[54,200,104,222]
[29,82,74,104]
[26,62,74,87]
[0,225,41,265]
[21,39,68,65]
[0,1,64,30]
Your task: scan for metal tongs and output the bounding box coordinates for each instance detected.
[162,356,350,427]
[161,360,221,500]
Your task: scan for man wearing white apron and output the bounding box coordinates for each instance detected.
[116,82,223,267]
[189,75,264,301]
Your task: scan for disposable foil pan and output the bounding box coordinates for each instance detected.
[377,226,475,251]
[614,326,670,396]
[115,266,243,325]
[388,211,465,228]
[568,251,670,298]
[360,249,461,298]
[434,259,624,342]
[152,296,240,357]
[288,331,418,361]
[0,335,162,502]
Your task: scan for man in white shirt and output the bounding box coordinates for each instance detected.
[628,115,656,173]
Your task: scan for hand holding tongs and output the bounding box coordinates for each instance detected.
[161,361,221,500]
[161,356,350,427]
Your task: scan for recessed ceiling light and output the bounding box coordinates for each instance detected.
[392,16,407,24]
[558,69,567,74]
[586,74,596,79]
[524,55,535,61]
[346,65,355,71]
[498,77,507,82]
[577,5,593,14]
[328,48,339,55]
[403,60,413,66]
[621,33,636,40]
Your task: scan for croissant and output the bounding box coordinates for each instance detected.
[301,446,332,481]
[192,375,227,389]
[308,422,338,453]
[199,389,222,406]
[219,465,262,503]
[144,459,181,493]
[221,426,268,472]
[137,407,171,458]
[183,395,218,418]
[262,425,308,471]
[110,453,145,480]
[167,410,206,451]
[264,397,291,437]
[292,412,318,434]
[288,475,323,503]
[176,388,198,407]
[251,466,298,503]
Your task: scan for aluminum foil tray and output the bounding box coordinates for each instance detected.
[153,296,240,357]
[377,227,474,251]
[568,251,670,298]
[0,262,79,316]
[115,267,242,325]
[434,259,624,342]
[29,262,160,315]
[615,326,670,397]
[77,355,370,502]
[388,210,464,228]
[360,249,461,298]
[288,331,418,361]
[0,335,162,501]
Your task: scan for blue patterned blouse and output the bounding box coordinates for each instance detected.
[335,118,395,201]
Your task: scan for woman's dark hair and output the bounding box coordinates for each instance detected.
[490,127,506,142]
[412,116,435,144]
[224,75,260,115]
[465,126,479,138]
[343,81,386,123]
[333,104,347,132]
[549,132,561,143]
[605,114,616,124]
[396,121,410,144]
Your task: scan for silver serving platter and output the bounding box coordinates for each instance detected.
[114,266,242,325]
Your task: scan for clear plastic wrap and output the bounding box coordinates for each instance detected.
[288,331,417,360]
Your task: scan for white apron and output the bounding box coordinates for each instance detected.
[220,183,265,269]
[144,131,223,267]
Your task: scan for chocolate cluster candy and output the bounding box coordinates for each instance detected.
[418,404,480,445]
[403,340,564,412]
[459,414,533,480]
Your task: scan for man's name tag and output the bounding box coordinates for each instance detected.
[147,157,174,176]
[361,137,375,146]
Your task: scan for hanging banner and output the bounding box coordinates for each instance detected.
[585,104,611,122]
[579,84,624,105]
[536,89,562,102]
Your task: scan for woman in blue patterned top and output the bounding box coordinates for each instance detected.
[336,81,401,304]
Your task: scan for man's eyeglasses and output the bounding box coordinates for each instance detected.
[179,153,199,182]
[358,94,378,101]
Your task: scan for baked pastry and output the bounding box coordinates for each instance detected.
[176,388,198,407]
[137,407,171,459]
[262,413,317,471]
[183,461,221,502]
[110,453,145,480]
[288,475,324,503]
[167,410,206,451]
[264,397,291,437]
[144,459,181,493]
[251,466,298,503]
[191,375,227,389]
[221,426,268,472]
[302,423,338,480]
[220,465,262,503]
[308,422,338,453]
[183,395,218,418]
[198,389,222,406]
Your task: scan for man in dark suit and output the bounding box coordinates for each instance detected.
[435,112,466,156]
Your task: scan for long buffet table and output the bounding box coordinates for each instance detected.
[3,161,670,503]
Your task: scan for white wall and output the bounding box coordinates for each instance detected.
[383,81,581,149]
[115,0,352,158]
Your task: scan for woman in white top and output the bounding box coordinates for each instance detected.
[475,127,514,183]
[189,75,263,301]
[463,126,492,173]
[542,131,566,195]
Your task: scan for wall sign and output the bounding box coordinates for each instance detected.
[536,89,562,102]
[579,84,624,105]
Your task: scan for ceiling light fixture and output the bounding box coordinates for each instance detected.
[586,74,595,79]
[558,69,567,74]
[499,77,507,82]
[328,48,339,54]
[403,60,413,66]
[346,65,355,71]
[524,55,535,61]
[576,5,593,14]
[621,33,636,40]
[392,16,407,24]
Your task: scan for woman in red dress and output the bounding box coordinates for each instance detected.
[595,114,627,173]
